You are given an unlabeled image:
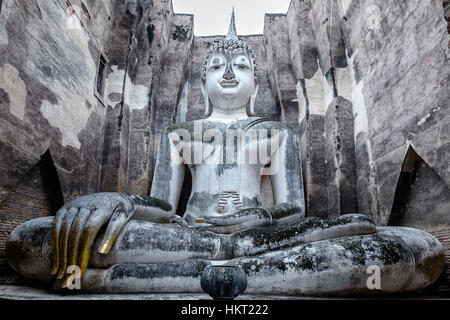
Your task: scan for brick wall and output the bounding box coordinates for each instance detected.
[0,191,59,259]
[428,227,450,295]
[0,151,63,263]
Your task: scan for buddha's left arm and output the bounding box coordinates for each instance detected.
[132,126,185,223]
[267,125,305,224]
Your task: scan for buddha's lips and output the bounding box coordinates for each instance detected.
[219,79,240,87]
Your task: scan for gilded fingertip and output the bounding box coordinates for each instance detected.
[56,268,66,280]
[61,277,69,289]
[51,265,58,275]
[98,240,110,255]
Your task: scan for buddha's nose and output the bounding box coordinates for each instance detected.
[223,64,235,80]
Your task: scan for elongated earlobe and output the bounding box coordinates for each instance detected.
[201,80,212,118]
[248,80,259,117]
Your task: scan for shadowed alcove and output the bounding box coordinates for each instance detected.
[388,146,450,295]
[388,146,450,228]
[0,150,64,262]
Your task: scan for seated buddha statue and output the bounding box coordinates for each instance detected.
[5,11,444,296]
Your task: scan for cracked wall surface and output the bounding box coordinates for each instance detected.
[0,0,116,262]
[0,0,115,201]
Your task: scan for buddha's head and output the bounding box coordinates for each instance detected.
[201,9,259,117]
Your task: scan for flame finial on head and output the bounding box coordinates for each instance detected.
[226,7,238,41]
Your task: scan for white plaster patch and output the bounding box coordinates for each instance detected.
[346,50,379,217]
[338,0,353,17]
[176,81,190,123]
[417,114,431,126]
[0,0,12,46]
[296,81,307,124]
[124,73,150,111]
[128,85,150,110]
[24,0,99,149]
[352,80,369,136]
[335,66,353,102]
[303,60,334,116]
[0,64,27,120]
[347,51,370,136]
[107,65,150,110]
[65,6,83,32]
[40,97,92,149]
[106,65,126,104]
[417,107,440,126]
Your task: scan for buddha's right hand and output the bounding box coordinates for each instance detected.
[50,192,136,287]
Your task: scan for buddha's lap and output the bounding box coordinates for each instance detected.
[5,215,445,296]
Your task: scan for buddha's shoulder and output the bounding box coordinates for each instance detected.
[165,120,201,132]
[163,118,295,133]
[163,119,224,134]
[248,118,294,132]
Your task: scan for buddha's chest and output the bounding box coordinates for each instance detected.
[172,128,283,167]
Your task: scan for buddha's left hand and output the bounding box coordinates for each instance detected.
[197,208,273,234]
[197,203,303,234]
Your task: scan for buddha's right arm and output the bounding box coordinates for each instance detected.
[142,126,186,221]
[51,127,185,289]
[130,195,174,223]
[51,192,176,289]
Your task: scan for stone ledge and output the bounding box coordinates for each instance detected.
[0,285,311,300]
[0,285,448,301]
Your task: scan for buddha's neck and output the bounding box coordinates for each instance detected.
[208,106,248,124]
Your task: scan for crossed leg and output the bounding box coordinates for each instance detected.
[6,215,444,295]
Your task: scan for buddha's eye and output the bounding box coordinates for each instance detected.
[235,64,249,70]
[209,64,223,71]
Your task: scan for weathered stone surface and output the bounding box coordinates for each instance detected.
[0,284,331,300]
[0,0,112,201]
[354,131,379,223]
[237,227,444,296]
[338,0,449,222]
[302,115,328,218]
[264,14,297,123]
[5,215,444,295]
[0,0,116,262]
[310,0,347,72]
[325,97,358,217]
[287,0,318,80]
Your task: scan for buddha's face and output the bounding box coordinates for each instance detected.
[204,49,256,111]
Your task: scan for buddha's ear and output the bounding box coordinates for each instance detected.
[201,79,211,118]
[248,79,259,117]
